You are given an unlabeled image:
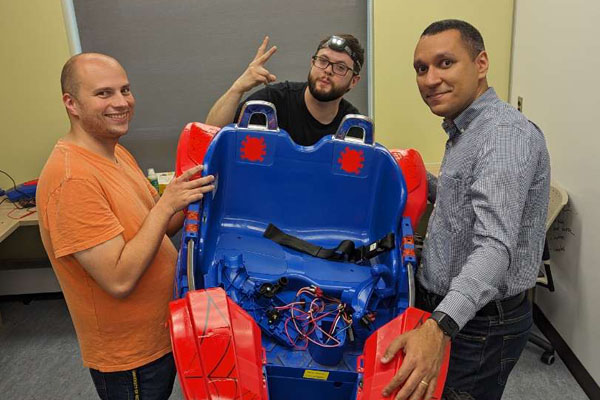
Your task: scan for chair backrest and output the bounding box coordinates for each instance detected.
[546,181,569,231]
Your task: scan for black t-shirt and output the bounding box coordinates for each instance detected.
[234,81,359,146]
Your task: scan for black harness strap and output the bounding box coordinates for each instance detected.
[263,223,395,263]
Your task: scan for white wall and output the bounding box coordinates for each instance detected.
[511,0,600,383]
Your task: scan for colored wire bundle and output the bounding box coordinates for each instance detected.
[276,286,352,350]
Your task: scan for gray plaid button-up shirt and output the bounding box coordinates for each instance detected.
[418,88,550,329]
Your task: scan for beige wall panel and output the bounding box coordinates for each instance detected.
[373,0,514,163]
[0,1,70,185]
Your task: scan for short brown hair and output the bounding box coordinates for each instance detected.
[60,54,81,96]
[421,19,485,59]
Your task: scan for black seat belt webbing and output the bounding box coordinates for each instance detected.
[263,223,394,263]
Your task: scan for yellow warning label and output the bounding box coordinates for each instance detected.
[303,369,330,380]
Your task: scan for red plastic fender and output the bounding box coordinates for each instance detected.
[169,288,268,400]
[175,122,220,178]
[390,149,428,230]
[356,307,450,400]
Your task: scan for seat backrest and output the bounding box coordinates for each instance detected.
[197,102,407,259]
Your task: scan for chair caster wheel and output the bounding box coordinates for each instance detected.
[541,351,555,365]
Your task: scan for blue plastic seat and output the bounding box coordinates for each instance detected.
[173,101,417,398]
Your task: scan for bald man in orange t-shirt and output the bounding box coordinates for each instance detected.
[37,53,215,400]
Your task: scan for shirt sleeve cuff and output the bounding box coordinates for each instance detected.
[434,290,479,330]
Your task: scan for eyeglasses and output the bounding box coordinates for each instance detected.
[311,56,355,77]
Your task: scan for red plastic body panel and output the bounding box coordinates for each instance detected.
[169,288,268,400]
[356,307,450,400]
[175,122,219,178]
[390,149,428,230]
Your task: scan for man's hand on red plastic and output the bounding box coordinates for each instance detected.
[381,319,449,400]
[232,36,278,94]
[157,164,215,216]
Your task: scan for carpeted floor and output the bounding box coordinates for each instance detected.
[0,297,589,399]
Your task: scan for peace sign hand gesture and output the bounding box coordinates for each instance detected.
[232,36,278,94]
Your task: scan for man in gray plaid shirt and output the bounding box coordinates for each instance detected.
[381,20,550,400]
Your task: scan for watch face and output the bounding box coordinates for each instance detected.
[431,312,458,339]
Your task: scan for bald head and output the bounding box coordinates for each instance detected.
[61,52,135,138]
[60,53,123,97]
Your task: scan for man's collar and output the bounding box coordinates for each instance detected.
[442,87,498,137]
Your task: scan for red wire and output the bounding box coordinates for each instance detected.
[283,286,354,349]
[284,317,308,350]
[7,207,36,220]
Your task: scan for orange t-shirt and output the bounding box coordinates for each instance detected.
[37,140,177,372]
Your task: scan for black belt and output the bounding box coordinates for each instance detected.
[419,286,527,317]
[477,292,527,316]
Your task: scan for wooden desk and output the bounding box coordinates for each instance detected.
[0,198,60,300]
[0,199,39,243]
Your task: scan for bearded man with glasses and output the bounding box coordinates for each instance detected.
[206,34,364,146]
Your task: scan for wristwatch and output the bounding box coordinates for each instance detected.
[429,311,459,340]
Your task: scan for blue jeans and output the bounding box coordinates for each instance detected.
[417,287,533,400]
[89,352,176,400]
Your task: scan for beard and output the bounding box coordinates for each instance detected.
[307,71,352,102]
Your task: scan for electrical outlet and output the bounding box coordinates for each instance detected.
[517,96,523,112]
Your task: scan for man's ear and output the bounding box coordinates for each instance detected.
[350,73,361,89]
[475,50,489,79]
[63,93,79,117]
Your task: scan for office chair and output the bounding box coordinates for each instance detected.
[529,182,568,365]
